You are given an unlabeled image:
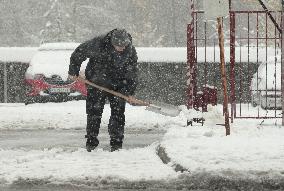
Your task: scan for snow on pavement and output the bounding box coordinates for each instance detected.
[0,101,180,184]
[1,101,284,185]
[0,145,177,184]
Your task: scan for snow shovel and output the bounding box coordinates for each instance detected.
[77,76,181,117]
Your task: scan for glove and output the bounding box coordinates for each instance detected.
[68,75,78,81]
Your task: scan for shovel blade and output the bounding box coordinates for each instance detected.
[145,101,181,117]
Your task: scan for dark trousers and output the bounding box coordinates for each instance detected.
[86,87,126,145]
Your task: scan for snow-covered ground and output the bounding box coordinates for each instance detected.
[0,101,284,189]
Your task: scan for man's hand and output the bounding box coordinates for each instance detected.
[68,75,78,81]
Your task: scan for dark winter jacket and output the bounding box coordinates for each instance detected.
[68,29,138,96]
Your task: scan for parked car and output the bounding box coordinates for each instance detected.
[24,43,87,104]
[250,59,281,109]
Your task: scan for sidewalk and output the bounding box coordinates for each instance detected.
[158,107,284,182]
[0,101,284,189]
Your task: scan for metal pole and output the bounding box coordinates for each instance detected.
[281,0,284,126]
[186,0,195,109]
[229,0,236,123]
[3,63,7,103]
[217,17,230,136]
[257,0,282,34]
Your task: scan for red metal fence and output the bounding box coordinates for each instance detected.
[187,1,282,119]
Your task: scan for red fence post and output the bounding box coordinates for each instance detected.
[187,0,196,109]
[230,9,236,122]
[281,0,284,126]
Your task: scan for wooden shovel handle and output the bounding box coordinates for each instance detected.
[77,76,149,106]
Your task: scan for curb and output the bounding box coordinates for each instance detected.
[156,144,189,173]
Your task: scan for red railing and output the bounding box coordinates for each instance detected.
[187,2,282,119]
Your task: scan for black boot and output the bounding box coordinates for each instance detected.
[85,135,99,152]
[85,114,101,152]
[110,139,122,152]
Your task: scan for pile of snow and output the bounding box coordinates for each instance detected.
[161,105,284,179]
